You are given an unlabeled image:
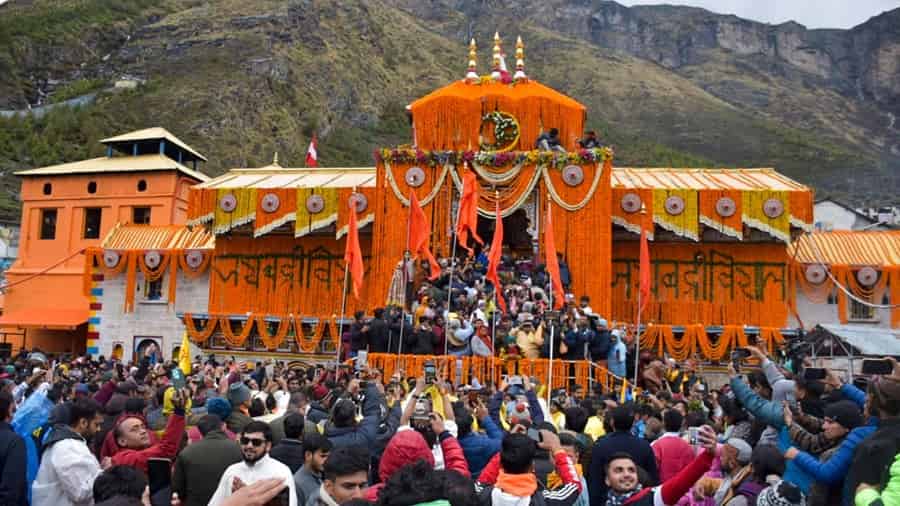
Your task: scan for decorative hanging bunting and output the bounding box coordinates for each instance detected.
[254,188,296,238]
[295,188,338,238]
[213,188,257,235]
[621,193,642,214]
[699,190,742,240]
[716,197,737,217]
[742,190,790,243]
[653,189,699,241]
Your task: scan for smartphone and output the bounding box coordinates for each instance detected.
[526,427,542,443]
[424,362,436,384]
[171,368,186,390]
[732,348,752,360]
[862,359,894,376]
[356,350,368,371]
[147,458,171,495]
[802,368,827,380]
[688,427,699,446]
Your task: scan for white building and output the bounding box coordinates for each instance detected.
[813,198,888,231]
[90,224,212,362]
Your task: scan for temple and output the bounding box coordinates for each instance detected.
[6,35,898,372]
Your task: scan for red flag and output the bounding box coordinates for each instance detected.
[455,169,483,255]
[639,225,651,311]
[486,200,507,313]
[544,204,565,309]
[344,196,364,299]
[408,191,441,281]
[305,135,318,168]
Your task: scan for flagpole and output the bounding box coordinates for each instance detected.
[337,263,349,363]
[399,191,414,356]
[634,204,647,386]
[546,205,553,406]
[445,168,465,356]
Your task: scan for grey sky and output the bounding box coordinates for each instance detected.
[618,0,900,29]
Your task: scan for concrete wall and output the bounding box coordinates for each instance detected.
[95,269,209,362]
[790,291,892,329]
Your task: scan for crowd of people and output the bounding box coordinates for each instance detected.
[353,248,630,378]
[0,340,898,506]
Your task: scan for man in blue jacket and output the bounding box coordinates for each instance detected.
[456,400,503,479]
[324,379,384,449]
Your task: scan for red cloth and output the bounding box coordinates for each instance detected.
[93,381,116,406]
[651,435,697,482]
[409,191,441,280]
[344,196,364,299]
[625,448,714,506]
[100,413,159,459]
[639,226,651,311]
[544,205,564,309]
[486,199,507,313]
[366,430,470,502]
[305,134,318,167]
[110,413,186,474]
[455,169,483,255]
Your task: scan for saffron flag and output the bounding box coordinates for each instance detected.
[486,199,507,313]
[639,225,651,311]
[544,204,565,309]
[178,331,192,376]
[344,196,364,299]
[305,134,318,168]
[455,169,483,255]
[408,191,441,281]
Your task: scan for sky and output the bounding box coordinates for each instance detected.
[618,0,900,29]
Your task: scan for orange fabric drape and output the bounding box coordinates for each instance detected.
[542,159,612,318]
[638,324,754,361]
[254,189,298,237]
[611,187,654,236]
[831,265,852,324]
[612,242,790,327]
[409,80,586,152]
[699,189,743,239]
[136,251,171,282]
[187,188,217,224]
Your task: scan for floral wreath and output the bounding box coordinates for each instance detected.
[479,111,520,152]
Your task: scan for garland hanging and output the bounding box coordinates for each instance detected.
[183,314,219,344]
[254,314,292,350]
[376,147,611,169]
[220,317,256,347]
[542,161,605,212]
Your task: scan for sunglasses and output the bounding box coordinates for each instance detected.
[240,437,266,447]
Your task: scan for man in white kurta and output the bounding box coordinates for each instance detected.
[208,421,297,506]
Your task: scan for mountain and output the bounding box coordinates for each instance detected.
[0,0,897,223]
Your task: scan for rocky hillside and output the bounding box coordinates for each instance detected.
[0,0,897,222]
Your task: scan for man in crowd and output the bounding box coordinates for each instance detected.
[604,425,717,506]
[209,421,297,506]
[711,438,755,504]
[308,446,370,506]
[293,433,332,506]
[650,409,694,482]
[588,405,659,505]
[226,381,254,433]
[172,414,243,506]
[473,429,582,506]
[32,398,104,506]
[270,413,306,473]
[110,387,187,473]
[847,373,900,501]
[0,391,26,506]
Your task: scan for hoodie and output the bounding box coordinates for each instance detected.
[365,429,470,502]
[32,425,102,506]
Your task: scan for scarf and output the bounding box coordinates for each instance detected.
[607,485,643,506]
[547,464,583,490]
[496,470,538,497]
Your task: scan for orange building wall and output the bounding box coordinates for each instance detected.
[4,170,202,352]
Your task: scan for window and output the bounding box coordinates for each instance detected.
[144,279,163,301]
[850,298,876,321]
[137,180,147,192]
[42,183,52,195]
[826,293,837,305]
[132,207,151,224]
[39,209,57,240]
[83,208,102,239]
[87,181,97,194]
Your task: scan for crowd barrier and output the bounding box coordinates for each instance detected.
[363,353,639,396]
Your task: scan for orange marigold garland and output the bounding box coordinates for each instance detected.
[184,314,219,344]
[255,315,292,350]
[220,317,255,347]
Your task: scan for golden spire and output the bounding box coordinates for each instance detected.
[514,36,527,81]
[272,151,280,166]
[466,38,478,80]
[491,32,502,79]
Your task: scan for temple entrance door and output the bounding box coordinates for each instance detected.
[476,208,533,256]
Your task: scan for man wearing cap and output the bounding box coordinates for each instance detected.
[712,438,755,504]
[447,317,474,356]
[783,399,866,506]
[515,316,544,359]
[227,381,254,433]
